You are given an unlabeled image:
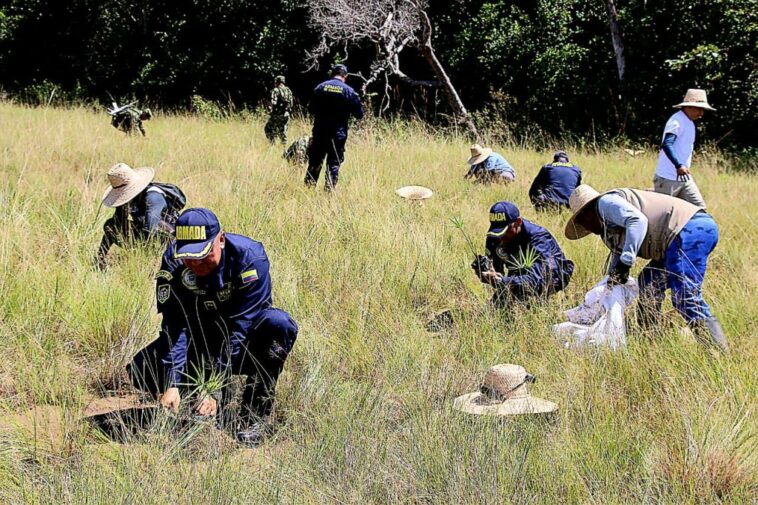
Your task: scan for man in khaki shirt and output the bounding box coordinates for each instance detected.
[565,185,728,352]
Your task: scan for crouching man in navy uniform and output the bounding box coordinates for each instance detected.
[528,151,582,211]
[475,201,574,307]
[127,208,298,447]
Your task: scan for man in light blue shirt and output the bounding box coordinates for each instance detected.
[465,144,515,183]
[565,184,728,352]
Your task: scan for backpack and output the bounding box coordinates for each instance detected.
[150,182,187,223]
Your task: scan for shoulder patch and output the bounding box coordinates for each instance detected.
[155,270,173,281]
[157,284,170,304]
[182,269,197,289]
[241,269,259,284]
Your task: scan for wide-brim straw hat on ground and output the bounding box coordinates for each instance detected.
[564,184,602,240]
[396,185,434,200]
[467,144,493,165]
[101,163,155,208]
[453,364,558,416]
[673,89,716,111]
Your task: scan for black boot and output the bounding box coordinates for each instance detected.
[689,317,729,353]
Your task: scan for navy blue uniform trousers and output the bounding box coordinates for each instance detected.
[128,308,298,424]
[305,132,347,190]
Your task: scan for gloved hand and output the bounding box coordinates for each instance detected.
[608,262,631,287]
[471,255,493,278]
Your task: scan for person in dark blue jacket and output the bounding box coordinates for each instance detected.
[127,208,298,447]
[528,151,582,211]
[305,63,364,191]
[474,201,574,307]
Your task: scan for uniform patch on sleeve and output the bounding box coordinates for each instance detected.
[155,270,173,281]
[241,269,259,284]
[157,284,171,304]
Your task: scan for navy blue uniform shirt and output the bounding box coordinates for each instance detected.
[309,78,364,138]
[155,233,273,385]
[528,162,582,207]
[485,219,574,294]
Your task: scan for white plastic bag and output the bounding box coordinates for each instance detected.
[552,276,639,350]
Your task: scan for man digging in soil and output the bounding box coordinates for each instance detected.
[127,208,298,447]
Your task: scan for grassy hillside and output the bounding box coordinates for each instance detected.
[0,104,755,504]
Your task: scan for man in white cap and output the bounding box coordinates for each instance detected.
[653,89,716,209]
[564,184,728,352]
[464,144,515,183]
[95,163,186,270]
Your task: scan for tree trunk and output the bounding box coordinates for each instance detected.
[416,7,478,138]
[605,0,626,83]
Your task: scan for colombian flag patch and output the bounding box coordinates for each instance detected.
[241,269,259,284]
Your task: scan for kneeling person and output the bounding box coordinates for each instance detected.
[465,144,515,184]
[474,201,574,307]
[529,151,582,211]
[127,208,299,447]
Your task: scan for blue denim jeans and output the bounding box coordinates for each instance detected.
[638,212,719,324]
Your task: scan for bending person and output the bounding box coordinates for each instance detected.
[96,163,186,270]
[564,184,727,352]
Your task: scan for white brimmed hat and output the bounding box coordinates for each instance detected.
[467,144,493,165]
[396,186,433,200]
[101,163,155,208]
[453,364,558,416]
[564,184,602,240]
[673,89,716,111]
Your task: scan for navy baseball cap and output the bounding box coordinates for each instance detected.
[331,63,348,76]
[487,201,520,237]
[173,208,222,260]
[553,150,569,162]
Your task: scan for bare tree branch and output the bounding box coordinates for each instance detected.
[305,0,477,136]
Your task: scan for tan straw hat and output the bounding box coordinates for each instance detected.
[673,89,716,111]
[101,163,155,208]
[396,185,434,200]
[467,144,493,165]
[564,184,602,240]
[454,364,557,416]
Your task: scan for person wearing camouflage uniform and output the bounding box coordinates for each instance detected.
[265,76,294,144]
[111,106,152,136]
[283,136,310,165]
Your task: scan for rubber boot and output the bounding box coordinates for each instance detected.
[689,317,729,353]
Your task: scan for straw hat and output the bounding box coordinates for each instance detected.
[564,184,602,240]
[101,163,155,208]
[454,364,557,416]
[673,89,716,111]
[467,144,493,165]
[396,186,433,200]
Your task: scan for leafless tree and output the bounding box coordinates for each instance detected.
[605,0,626,84]
[306,0,477,136]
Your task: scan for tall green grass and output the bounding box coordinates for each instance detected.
[0,103,755,503]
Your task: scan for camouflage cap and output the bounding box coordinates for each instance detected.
[275,75,286,84]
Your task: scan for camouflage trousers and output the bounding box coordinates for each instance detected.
[265,114,289,144]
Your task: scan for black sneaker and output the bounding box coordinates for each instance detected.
[236,422,268,448]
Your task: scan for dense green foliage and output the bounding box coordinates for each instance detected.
[0,0,756,147]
